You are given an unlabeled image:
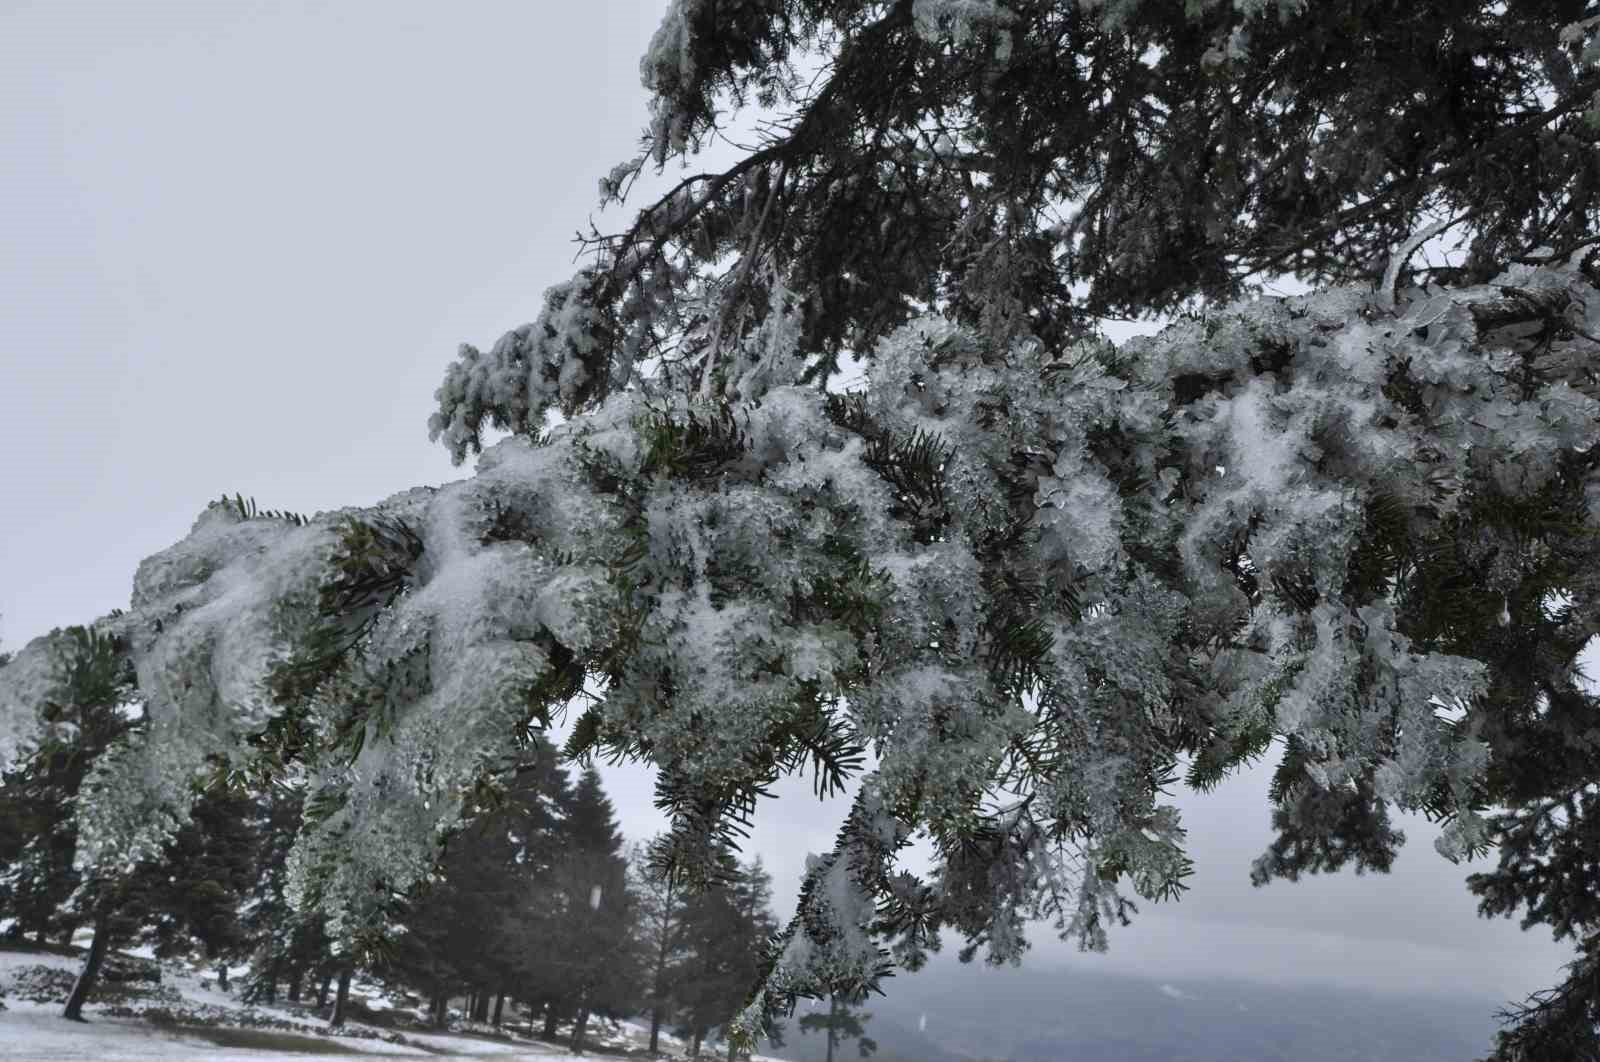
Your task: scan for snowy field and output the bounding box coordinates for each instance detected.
[0,947,780,1062]
[1,1000,586,1061]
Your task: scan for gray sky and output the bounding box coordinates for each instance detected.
[0,0,1575,1008]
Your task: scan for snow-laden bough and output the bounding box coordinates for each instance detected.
[3,252,1598,1045]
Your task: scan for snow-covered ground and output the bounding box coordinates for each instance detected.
[0,945,787,1061]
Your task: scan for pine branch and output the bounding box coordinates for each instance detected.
[218,493,309,527]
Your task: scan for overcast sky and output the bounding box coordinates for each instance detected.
[0,0,1576,1010]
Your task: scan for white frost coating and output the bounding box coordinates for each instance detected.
[1034,446,1122,573]
[0,634,61,767]
[429,274,611,465]
[912,0,1016,43]
[639,0,699,97]
[638,0,707,163]
[2,258,1594,1021]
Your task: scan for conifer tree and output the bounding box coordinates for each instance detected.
[631,836,691,1055]
[799,994,878,1062]
[723,858,782,1061]
[385,736,571,1028]
[387,867,473,1027]
[546,767,643,1054]
[3,3,1599,1056]
[0,625,149,1022]
[0,627,138,948]
[240,780,333,1005]
[144,778,259,991]
[672,856,783,1059]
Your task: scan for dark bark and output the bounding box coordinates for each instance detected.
[691,1029,704,1058]
[61,911,110,1022]
[287,967,304,1003]
[317,972,332,1009]
[328,966,353,1028]
[542,1005,559,1040]
[571,1007,591,1054]
[649,1005,665,1054]
[216,962,229,993]
[492,991,505,1028]
[648,876,676,1056]
[432,990,449,1029]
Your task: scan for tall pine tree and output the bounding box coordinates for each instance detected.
[545,767,643,1054]
[672,856,782,1060]
[383,736,573,1028]
[630,836,691,1055]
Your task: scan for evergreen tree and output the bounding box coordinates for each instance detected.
[799,994,878,1062]
[3,3,1600,1055]
[385,736,573,1029]
[0,627,138,948]
[58,816,193,1021]
[549,767,643,1054]
[497,765,642,1049]
[386,869,474,1028]
[631,836,691,1054]
[239,780,333,1006]
[0,625,152,1023]
[674,869,747,1059]
[144,777,258,991]
[723,858,782,1061]
[672,856,782,1059]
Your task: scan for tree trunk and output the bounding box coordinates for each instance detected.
[216,961,230,993]
[287,967,304,1003]
[328,966,353,1028]
[542,1005,559,1040]
[649,878,676,1056]
[649,1005,665,1054]
[317,972,332,1009]
[727,1031,739,1061]
[435,990,450,1029]
[571,1007,591,1054]
[826,995,839,1062]
[61,911,110,1022]
[491,991,505,1028]
[691,1029,704,1058]
[474,988,491,1022]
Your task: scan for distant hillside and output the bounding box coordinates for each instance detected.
[768,957,1505,1062]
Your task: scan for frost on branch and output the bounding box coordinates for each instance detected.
[429,269,615,465]
[911,0,1016,45]
[637,0,808,166]
[2,256,1598,1022]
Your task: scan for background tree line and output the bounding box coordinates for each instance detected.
[0,628,786,1058]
